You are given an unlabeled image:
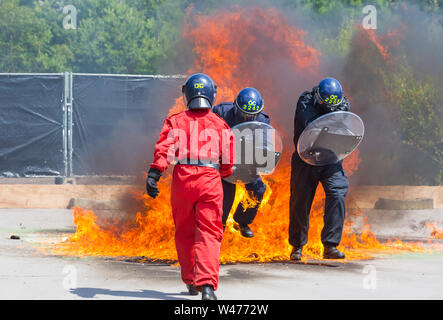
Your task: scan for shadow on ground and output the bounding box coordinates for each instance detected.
[70,287,191,300]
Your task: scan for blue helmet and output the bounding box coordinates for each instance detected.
[234,87,264,121]
[182,73,217,109]
[316,77,344,109]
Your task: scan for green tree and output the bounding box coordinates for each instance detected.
[0,0,71,72]
[71,1,158,73]
[385,64,443,184]
[30,0,189,74]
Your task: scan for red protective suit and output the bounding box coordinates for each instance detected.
[150,109,235,290]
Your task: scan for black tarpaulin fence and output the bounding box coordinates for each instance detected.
[0,73,185,177]
[0,74,64,177]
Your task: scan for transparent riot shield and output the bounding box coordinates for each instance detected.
[297,111,364,166]
[224,121,283,184]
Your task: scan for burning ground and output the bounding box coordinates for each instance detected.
[49,4,442,263]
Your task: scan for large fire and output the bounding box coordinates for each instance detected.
[51,6,440,263]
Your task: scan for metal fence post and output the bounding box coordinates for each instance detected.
[67,72,73,177]
[63,72,69,177]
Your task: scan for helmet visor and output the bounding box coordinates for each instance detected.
[187,96,212,109]
[235,105,258,122]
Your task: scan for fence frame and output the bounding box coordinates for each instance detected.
[0,72,186,178]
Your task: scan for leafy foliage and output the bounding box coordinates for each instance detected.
[0,0,442,184]
[385,65,443,184]
[0,0,70,72]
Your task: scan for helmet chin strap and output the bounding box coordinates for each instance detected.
[315,99,335,113]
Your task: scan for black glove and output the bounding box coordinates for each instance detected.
[146,168,162,199]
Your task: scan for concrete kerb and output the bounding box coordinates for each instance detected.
[0,181,441,210]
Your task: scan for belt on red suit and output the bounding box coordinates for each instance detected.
[176,159,220,171]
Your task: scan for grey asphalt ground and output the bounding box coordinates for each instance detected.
[1,209,443,300]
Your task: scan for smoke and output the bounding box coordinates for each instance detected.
[164,0,443,186]
[90,0,443,200]
[340,4,443,185]
[179,1,322,140]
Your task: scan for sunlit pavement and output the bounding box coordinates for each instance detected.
[0,209,442,300]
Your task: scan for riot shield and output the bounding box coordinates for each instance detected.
[297,111,364,166]
[224,121,283,184]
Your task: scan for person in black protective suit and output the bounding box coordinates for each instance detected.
[213,87,270,238]
[289,77,351,260]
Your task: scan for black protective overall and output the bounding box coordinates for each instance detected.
[289,88,350,248]
[213,102,270,227]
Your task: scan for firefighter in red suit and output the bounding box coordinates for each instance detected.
[146,73,235,300]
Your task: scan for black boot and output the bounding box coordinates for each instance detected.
[201,285,217,300]
[237,224,254,238]
[323,246,345,259]
[186,284,199,296]
[290,247,302,261]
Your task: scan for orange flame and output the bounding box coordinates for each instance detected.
[356,23,407,64]
[50,6,439,263]
[426,222,443,240]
